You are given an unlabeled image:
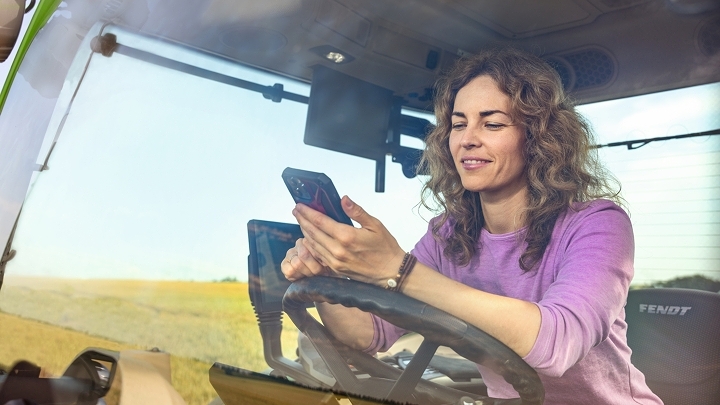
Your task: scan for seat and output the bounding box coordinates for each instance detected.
[625,288,720,405]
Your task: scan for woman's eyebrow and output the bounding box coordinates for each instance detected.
[479,109,509,118]
[452,110,509,119]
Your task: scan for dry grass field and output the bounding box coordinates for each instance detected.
[0,276,304,405]
[0,312,218,404]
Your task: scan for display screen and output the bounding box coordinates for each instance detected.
[247,220,305,313]
[304,65,395,161]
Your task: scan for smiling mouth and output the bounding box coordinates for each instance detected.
[462,159,491,164]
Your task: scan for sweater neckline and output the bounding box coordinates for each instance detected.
[480,226,528,241]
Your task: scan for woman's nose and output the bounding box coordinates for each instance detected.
[459,125,481,149]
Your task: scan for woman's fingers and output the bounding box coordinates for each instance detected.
[293,204,351,267]
[340,196,375,229]
[295,238,329,276]
[280,248,307,281]
[300,232,342,271]
[292,198,405,284]
[293,203,347,243]
[280,239,330,281]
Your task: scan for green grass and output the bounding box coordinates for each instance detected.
[0,276,306,404]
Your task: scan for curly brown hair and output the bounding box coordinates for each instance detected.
[420,48,621,271]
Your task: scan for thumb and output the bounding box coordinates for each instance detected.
[341,196,374,227]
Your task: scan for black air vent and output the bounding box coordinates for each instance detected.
[697,15,720,56]
[547,47,616,92]
[545,56,575,91]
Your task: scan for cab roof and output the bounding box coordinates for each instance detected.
[135,0,720,110]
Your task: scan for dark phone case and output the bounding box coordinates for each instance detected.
[282,167,353,226]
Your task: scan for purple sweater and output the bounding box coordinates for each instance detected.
[367,200,662,404]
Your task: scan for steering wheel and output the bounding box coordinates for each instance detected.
[283,276,544,405]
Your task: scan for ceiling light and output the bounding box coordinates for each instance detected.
[325,52,345,63]
[310,45,355,64]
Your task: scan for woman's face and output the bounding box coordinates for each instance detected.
[449,75,527,201]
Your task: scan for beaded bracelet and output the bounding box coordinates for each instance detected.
[385,253,417,292]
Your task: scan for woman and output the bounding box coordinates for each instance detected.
[282,48,662,404]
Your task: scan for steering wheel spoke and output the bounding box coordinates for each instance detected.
[295,306,362,393]
[386,340,439,402]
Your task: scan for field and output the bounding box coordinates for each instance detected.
[0,276,304,405]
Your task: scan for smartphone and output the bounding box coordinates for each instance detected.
[281,167,353,226]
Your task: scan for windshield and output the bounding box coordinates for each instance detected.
[0,21,435,405]
[0,2,718,405]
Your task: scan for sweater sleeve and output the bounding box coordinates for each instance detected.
[523,201,634,377]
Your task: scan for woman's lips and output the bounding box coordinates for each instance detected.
[461,157,491,170]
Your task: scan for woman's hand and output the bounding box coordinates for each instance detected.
[280,226,376,351]
[281,238,332,281]
[292,196,406,286]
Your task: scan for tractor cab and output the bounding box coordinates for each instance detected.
[0,1,718,404]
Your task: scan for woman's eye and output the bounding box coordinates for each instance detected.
[485,122,505,130]
[451,122,466,130]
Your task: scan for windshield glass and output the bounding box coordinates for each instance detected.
[578,82,720,285]
[0,24,433,404]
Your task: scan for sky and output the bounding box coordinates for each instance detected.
[4,40,436,281]
[1,11,718,283]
